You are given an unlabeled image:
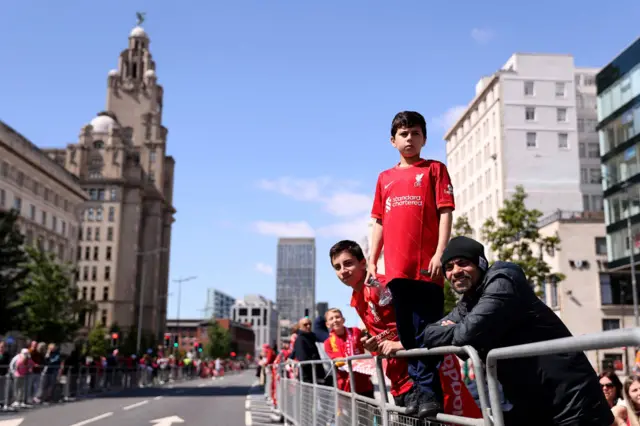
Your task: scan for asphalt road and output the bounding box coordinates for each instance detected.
[0,371,261,426]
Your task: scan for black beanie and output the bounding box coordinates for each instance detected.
[441,236,488,272]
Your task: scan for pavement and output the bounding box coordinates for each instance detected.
[0,371,262,426]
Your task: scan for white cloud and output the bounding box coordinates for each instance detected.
[257,177,372,217]
[255,262,274,275]
[471,28,494,45]
[253,220,315,238]
[433,105,466,130]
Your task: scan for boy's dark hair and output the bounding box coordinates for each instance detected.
[391,111,427,138]
[329,240,365,262]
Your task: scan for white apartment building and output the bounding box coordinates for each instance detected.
[232,294,279,356]
[203,288,236,320]
[445,54,602,245]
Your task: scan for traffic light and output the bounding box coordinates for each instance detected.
[164,333,171,347]
[173,335,179,348]
[110,332,119,348]
[195,343,203,353]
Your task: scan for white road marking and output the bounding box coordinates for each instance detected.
[123,400,149,410]
[197,383,206,388]
[154,396,163,400]
[0,419,24,426]
[245,411,252,426]
[245,400,251,409]
[69,412,114,426]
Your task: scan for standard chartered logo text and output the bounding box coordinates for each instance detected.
[388,195,423,209]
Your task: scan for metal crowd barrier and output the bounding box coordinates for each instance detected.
[271,345,490,426]
[486,327,640,426]
[267,328,640,426]
[0,364,200,412]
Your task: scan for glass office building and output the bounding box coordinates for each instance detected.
[598,37,640,270]
[276,237,316,322]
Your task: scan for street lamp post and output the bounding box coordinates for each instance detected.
[173,276,197,351]
[136,247,169,354]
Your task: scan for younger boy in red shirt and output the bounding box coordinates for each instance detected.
[367,111,455,418]
[330,240,413,406]
[323,308,374,398]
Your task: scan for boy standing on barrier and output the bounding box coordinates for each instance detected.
[323,308,375,398]
[367,111,454,418]
[422,236,614,426]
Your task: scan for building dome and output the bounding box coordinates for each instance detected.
[89,114,120,134]
[144,69,156,78]
[129,26,148,39]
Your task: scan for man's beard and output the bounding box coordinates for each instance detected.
[451,273,473,294]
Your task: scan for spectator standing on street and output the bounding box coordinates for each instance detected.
[367,111,455,418]
[423,236,613,426]
[323,308,374,398]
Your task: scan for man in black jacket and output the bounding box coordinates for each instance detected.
[422,236,613,426]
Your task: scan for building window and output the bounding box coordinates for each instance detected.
[84,246,90,260]
[41,211,47,226]
[110,188,117,200]
[91,266,97,281]
[557,108,567,122]
[595,237,607,255]
[558,133,569,149]
[106,246,112,261]
[589,168,602,184]
[555,82,566,97]
[525,107,535,121]
[61,221,66,236]
[524,81,534,96]
[52,216,57,232]
[90,286,96,300]
[86,227,92,241]
[96,208,103,221]
[77,246,82,261]
[592,194,604,211]
[588,143,600,159]
[602,319,621,331]
[0,189,4,206]
[107,227,114,241]
[101,310,107,326]
[600,273,640,305]
[13,197,21,213]
[108,207,115,222]
[93,246,99,261]
[239,308,248,316]
[83,266,89,281]
[602,354,623,372]
[103,287,109,301]
[579,143,586,158]
[526,132,537,148]
[581,168,589,184]
[81,287,87,300]
[150,151,157,163]
[104,266,111,281]
[95,227,100,241]
[87,208,94,221]
[549,281,558,308]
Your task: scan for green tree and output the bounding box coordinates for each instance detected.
[87,323,108,357]
[452,214,474,237]
[13,246,83,343]
[443,214,475,314]
[481,185,563,292]
[206,320,231,359]
[0,209,28,334]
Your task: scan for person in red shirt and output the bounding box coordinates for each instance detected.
[329,240,413,406]
[323,308,374,398]
[366,111,455,418]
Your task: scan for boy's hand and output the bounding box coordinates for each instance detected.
[365,261,377,284]
[428,254,443,280]
[361,336,378,352]
[441,320,455,326]
[378,340,403,357]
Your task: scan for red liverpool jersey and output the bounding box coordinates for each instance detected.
[324,327,374,394]
[371,159,455,285]
[351,275,412,397]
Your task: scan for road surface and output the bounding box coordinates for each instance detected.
[0,370,261,426]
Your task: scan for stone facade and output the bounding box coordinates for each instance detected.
[43,25,176,340]
[0,121,87,266]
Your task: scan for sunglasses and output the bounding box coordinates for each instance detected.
[601,383,615,389]
[302,323,311,327]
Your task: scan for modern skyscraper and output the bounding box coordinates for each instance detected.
[276,237,316,322]
[203,288,236,319]
[444,53,601,254]
[43,22,176,339]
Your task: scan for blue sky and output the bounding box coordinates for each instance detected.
[1,1,639,328]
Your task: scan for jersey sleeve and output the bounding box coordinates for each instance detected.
[371,174,384,220]
[352,328,367,354]
[433,162,455,210]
